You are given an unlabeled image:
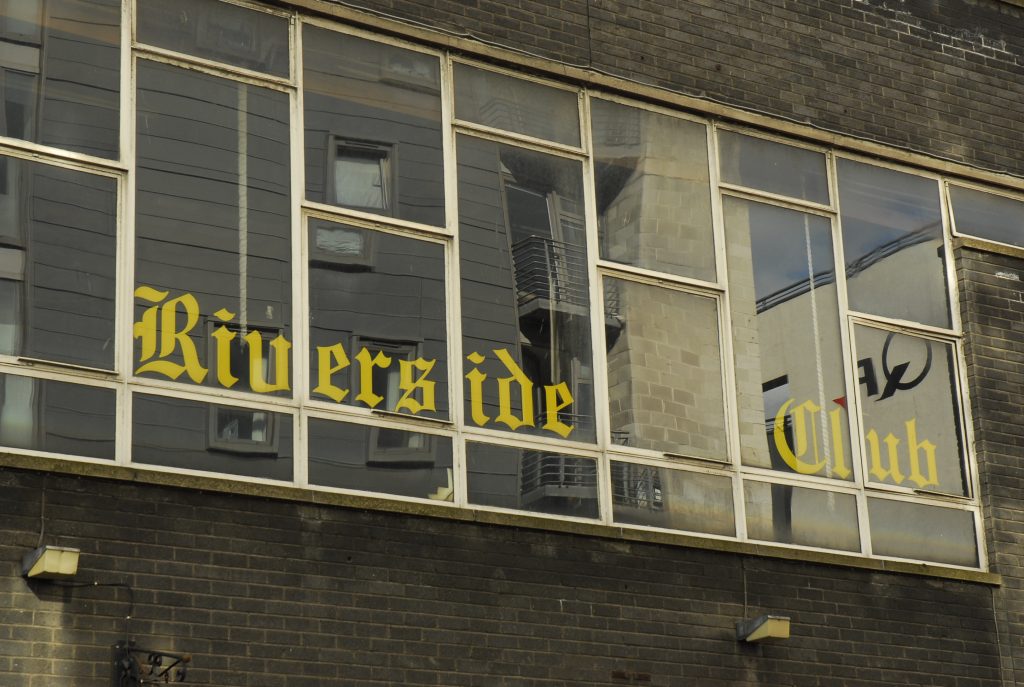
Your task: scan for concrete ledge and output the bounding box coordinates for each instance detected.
[0,453,1002,586]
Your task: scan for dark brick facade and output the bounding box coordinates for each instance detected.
[4,1,1024,685]
[0,468,1004,686]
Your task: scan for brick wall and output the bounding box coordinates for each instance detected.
[0,468,1002,686]
[957,245,1024,686]
[336,0,1024,180]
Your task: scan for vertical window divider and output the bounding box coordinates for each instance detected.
[441,54,467,507]
[828,152,872,555]
[580,91,613,525]
[117,44,139,468]
[710,122,748,541]
[290,13,307,488]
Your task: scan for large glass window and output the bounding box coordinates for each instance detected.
[303,27,445,226]
[457,135,594,442]
[134,61,291,394]
[0,3,981,571]
[0,0,120,158]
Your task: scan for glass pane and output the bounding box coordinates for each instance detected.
[309,220,449,419]
[466,442,599,518]
[949,184,1024,249]
[137,0,288,77]
[0,374,114,459]
[867,498,977,567]
[308,417,453,500]
[132,394,293,480]
[744,481,860,552]
[303,27,445,226]
[605,278,727,460]
[592,99,715,281]
[718,131,829,204]
[611,461,734,536]
[0,0,119,157]
[0,157,116,368]
[135,62,292,395]
[724,198,852,481]
[454,64,579,146]
[458,135,594,442]
[854,325,966,495]
[838,159,950,328]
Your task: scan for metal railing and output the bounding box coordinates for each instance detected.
[520,451,598,495]
[512,236,589,308]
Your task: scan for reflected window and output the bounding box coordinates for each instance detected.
[308,417,453,500]
[304,26,444,226]
[838,159,950,328]
[0,373,115,459]
[949,184,1024,249]
[592,98,716,281]
[458,135,593,441]
[854,325,966,495]
[604,277,728,461]
[466,442,598,518]
[718,131,829,204]
[611,461,734,536]
[454,64,580,147]
[309,220,448,419]
[0,0,120,157]
[137,0,289,77]
[133,394,293,480]
[744,480,860,552]
[331,139,392,212]
[724,198,852,481]
[135,61,291,393]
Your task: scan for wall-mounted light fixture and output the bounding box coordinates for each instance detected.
[736,614,791,642]
[21,545,80,580]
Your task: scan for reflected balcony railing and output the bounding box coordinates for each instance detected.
[611,463,664,511]
[512,236,589,309]
[520,451,598,503]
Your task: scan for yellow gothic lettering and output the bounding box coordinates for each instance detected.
[245,331,292,393]
[904,419,939,489]
[867,429,905,484]
[313,343,351,403]
[465,351,490,426]
[773,398,827,475]
[355,348,392,408]
[210,308,239,389]
[493,348,534,430]
[542,382,574,438]
[134,287,208,384]
[827,406,852,479]
[394,358,437,415]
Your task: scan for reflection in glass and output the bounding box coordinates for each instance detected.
[0,157,116,368]
[592,99,715,281]
[458,135,594,441]
[855,325,966,495]
[604,278,727,460]
[718,131,829,204]
[132,394,293,480]
[949,184,1024,249]
[454,64,580,146]
[0,0,119,157]
[0,374,114,459]
[304,26,445,226]
[724,198,851,480]
[838,159,950,328]
[135,62,291,393]
[744,481,860,551]
[309,220,448,418]
[867,498,977,567]
[308,418,453,500]
[466,442,598,518]
[137,0,289,77]
[611,461,734,535]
